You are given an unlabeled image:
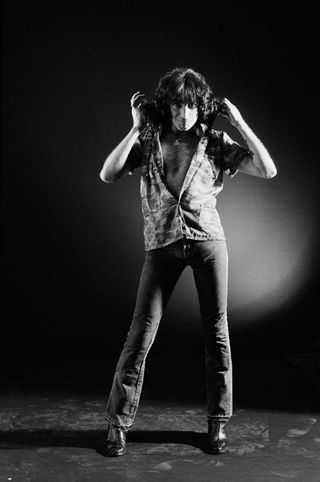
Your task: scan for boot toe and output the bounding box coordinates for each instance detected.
[106,444,126,457]
[208,437,228,454]
[207,420,228,454]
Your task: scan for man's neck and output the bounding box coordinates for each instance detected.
[163,123,201,139]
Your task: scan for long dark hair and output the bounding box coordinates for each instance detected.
[144,67,223,129]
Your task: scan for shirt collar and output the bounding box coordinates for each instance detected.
[154,121,208,139]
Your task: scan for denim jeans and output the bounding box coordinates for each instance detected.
[105,238,232,430]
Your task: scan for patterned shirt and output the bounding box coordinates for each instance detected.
[128,123,252,251]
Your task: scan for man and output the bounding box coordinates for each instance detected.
[100,67,277,456]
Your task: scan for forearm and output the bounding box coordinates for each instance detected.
[222,98,277,179]
[235,119,277,178]
[100,126,141,182]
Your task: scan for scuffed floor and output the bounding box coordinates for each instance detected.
[0,393,319,481]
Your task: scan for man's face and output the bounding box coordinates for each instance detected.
[169,102,198,132]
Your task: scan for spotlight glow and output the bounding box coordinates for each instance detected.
[162,175,317,327]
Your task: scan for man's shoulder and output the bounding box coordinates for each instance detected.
[206,128,224,148]
[139,124,157,143]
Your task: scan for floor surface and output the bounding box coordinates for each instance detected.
[1,392,319,481]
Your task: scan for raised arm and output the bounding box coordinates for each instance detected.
[100,92,147,183]
[222,98,277,179]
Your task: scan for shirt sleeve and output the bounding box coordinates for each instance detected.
[221,131,253,177]
[127,140,143,175]
[127,126,151,175]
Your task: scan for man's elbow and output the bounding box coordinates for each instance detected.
[100,170,116,183]
[264,167,277,179]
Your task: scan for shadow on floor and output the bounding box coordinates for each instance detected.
[0,429,209,456]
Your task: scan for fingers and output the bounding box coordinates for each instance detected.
[130,91,147,109]
[220,98,230,110]
[219,98,233,116]
[215,98,228,117]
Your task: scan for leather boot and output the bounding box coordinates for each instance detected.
[207,420,228,454]
[106,423,127,456]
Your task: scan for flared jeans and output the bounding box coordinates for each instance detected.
[105,238,232,430]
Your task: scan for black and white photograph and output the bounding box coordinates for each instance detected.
[2,2,320,480]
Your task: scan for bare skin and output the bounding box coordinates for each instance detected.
[99,92,146,182]
[100,92,277,184]
[160,102,201,198]
[161,129,201,199]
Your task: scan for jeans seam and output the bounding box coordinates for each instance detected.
[105,414,131,432]
[129,360,145,418]
[127,322,160,422]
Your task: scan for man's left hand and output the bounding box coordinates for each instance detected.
[221,98,244,128]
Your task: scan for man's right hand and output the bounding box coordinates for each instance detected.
[130,91,147,131]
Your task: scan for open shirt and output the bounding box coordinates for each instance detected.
[128,124,253,251]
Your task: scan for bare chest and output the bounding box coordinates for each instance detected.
[161,137,199,198]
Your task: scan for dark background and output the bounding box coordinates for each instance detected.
[2,2,320,411]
